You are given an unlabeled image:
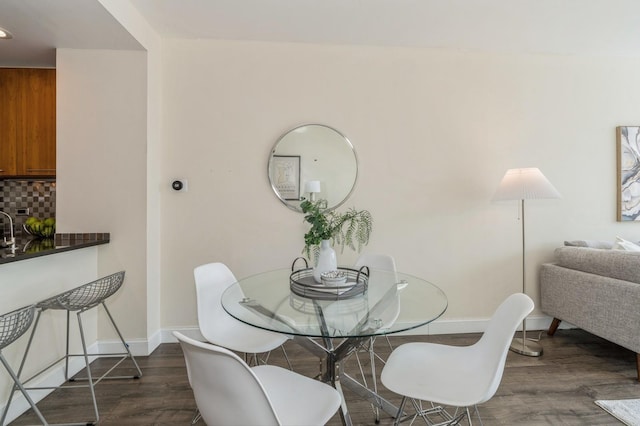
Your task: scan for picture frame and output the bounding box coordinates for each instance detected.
[616,126,640,221]
[270,155,301,200]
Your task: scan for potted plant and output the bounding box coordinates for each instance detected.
[300,199,373,281]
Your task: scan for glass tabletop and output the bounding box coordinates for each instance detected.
[221,268,448,338]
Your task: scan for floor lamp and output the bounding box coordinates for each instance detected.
[493,168,561,357]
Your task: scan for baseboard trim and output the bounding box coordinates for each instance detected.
[402,314,572,336]
[97,314,576,355]
[96,332,162,357]
[159,314,572,343]
[161,326,205,344]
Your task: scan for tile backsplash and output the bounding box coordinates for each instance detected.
[0,179,56,237]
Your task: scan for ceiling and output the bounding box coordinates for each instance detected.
[0,0,142,67]
[2,0,640,68]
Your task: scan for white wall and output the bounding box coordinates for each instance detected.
[25,36,640,350]
[99,0,164,353]
[160,39,640,331]
[56,48,148,340]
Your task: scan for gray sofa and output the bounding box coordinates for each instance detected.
[540,246,640,381]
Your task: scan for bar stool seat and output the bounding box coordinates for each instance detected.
[0,304,48,425]
[4,271,142,425]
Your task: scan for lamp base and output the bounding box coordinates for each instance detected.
[510,337,543,357]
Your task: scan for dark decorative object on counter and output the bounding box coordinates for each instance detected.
[23,216,55,239]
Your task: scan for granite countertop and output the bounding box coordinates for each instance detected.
[0,233,110,264]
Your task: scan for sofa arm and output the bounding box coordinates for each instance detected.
[540,263,640,354]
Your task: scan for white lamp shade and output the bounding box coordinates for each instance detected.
[305,180,321,193]
[492,168,561,201]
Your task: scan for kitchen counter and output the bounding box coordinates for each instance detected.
[0,233,109,264]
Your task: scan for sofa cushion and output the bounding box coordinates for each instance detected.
[564,240,613,249]
[554,246,640,285]
[613,236,640,251]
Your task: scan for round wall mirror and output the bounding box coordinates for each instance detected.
[268,124,358,212]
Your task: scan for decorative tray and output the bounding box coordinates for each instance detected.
[289,258,369,300]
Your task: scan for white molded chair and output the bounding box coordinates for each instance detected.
[354,253,397,276]
[353,253,399,422]
[193,262,292,424]
[173,331,341,426]
[194,262,291,360]
[354,253,399,344]
[381,293,534,426]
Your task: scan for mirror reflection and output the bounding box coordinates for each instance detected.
[268,124,358,212]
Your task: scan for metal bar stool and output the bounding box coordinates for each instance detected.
[0,304,48,425]
[6,271,142,425]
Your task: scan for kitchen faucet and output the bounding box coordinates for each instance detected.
[0,211,15,249]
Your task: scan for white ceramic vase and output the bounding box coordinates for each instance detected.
[313,239,337,283]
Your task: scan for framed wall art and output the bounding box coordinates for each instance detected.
[270,155,301,200]
[617,126,640,221]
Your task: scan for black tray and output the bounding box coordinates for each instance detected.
[289,261,369,300]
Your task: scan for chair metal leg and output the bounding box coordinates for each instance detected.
[0,354,48,425]
[393,396,408,426]
[369,337,380,423]
[71,303,142,381]
[190,408,202,424]
[384,334,394,351]
[471,405,483,426]
[410,399,438,425]
[76,311,100,424]
[408,400,474,426]
[65,310,71,381]
[251,346,292,370]
[99,302,143,378]
[281,345,293,370]
[0,309,43,426]
[351,337,382,423]
[352,348,379,422]
[244,352,261,366]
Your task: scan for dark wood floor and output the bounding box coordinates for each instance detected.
[9,329,639,425]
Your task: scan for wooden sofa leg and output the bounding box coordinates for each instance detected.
[548,318,561,336]
[636,353,640,382]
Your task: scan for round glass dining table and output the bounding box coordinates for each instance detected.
[221,266,447,426]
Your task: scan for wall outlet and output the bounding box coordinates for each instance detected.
[16,208,30,216]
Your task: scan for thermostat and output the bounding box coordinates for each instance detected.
[172,179,188,192]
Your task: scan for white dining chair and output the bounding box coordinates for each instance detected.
[354,253,399,351]
[173,331,341,426]
[352,253,398,422]
[193,262,292,424]
[194,262,291,363]
[381,293,534,426]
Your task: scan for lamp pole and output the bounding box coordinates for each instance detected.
[509,199,543,356]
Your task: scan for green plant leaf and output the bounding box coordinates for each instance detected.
[301,200,372,257]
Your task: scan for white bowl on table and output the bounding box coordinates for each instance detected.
[321,270,347,287]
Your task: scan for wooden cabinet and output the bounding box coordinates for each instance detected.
[0,70,20,176]
[0,68,56,177]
